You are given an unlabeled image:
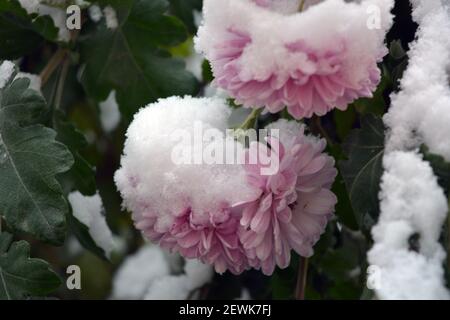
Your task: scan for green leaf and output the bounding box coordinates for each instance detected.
[333,107,357,142]
[353,72,388,116]
[80,0,199,120]
[0,123,73,244]
[0,78,49,126]
[0,0,57,59]
[202,59,214,84]
[54,112,96,196]
[0,79,73,245]
[325,144,358,230]
[68,211,109,261]
[421,146,450,195]
[169,0,202,34]
[339,114,385,232]
[389,40,406,60]
[0,232,61,300]
[332,173,359,230]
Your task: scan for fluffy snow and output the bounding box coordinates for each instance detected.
[144,259,213,300]
[68,191,115,259]
[196,0,394,85]
[144,275,191,300]
[184,259,214,290]
[99,91,121,133]
[18,0,71,41]
[185,49,203,81]
[112,245,213,300]
[112,245,171,299]
[368,0,450,300]
[115,96,259,233]
[103,6,118,29]
[0,61,42,92]
[384,0,450,161]
[15,72,42,93]
[368,151,449,299]
[0,61,15,89]
[88,4,102,22]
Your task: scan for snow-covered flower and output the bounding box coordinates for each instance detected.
[240,120,337,274]
[195,0,394,119]
[115,96,260,274]
[116,97,337,275]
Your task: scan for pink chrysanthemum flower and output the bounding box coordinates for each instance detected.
[115,97,261,275]
[240,120,337,275]
[195,0,394,118]
[115,97,338,275]
[133,203,253,274]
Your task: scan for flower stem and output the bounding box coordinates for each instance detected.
[54,56,70,111]
[40,49,67,86]
[298,0,306,12]
[313,116,333,145]
[295,257,309,300]
[447,194,450,270]
[238,108,262,130]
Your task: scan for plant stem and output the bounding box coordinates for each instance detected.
[40,49,67,86]
[295,257,309,300]
[238,108,262,130]
[313,115,333,145]
[447,194,450,270]
[298,0,306,12]
[54,57,70,111]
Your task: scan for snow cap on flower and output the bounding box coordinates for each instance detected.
[240,119,337,274]
[115,96,260,274]
[195,0,394,119]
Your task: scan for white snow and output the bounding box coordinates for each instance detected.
[368,151,449,299]
[0,61,42,92]
[111,245,171,300]
[99,91,121,133]
[88,4,103,22]
[184,259,214,290]
[103,6,118,29]
[368,0,450,300]
[384,0,450,161]
[143,275,191,300]
[68,191,115,259]
[112,245,213,300]
[15,72,42,93]
[185,48,203,81]
[0,61,15,89]
[18,0,71,41]
[115,96,260,234]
